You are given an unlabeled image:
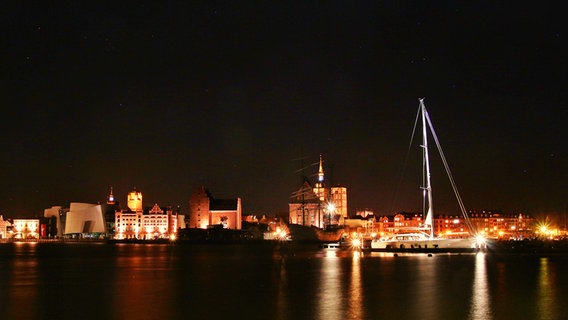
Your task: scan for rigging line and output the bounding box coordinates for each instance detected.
[389,105,422,213]
[425,110,477,235]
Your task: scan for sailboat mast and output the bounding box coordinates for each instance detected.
[420,98,435,238]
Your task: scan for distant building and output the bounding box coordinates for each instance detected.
[438,211,534,239]
[188,186,242,229]
[114,187,179,239]
[289,180,322,227]
[356,209,375,218]
[351,210,537,240]
[127,187,143,212]
[64,202,107,236]
[289,155,348,228]
[44,206,66,237]
[12,219,40,239]
[102,187,121,237]
[115,209,142,239]
[0,215,12,239]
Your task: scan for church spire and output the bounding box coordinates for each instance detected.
[317,154,324,183]
[107,186,115,204]
[314,154,326,202]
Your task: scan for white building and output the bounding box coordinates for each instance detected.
[64,202,106,235]
[114,188,179,240]
[0,215,12,239]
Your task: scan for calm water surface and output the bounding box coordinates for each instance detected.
[1,242,567,320]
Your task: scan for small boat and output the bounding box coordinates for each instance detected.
[368,99,483,252]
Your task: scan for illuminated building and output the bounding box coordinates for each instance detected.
[0,215,12,239]
[143,204,177,238]
[438,211,535,239]
[115,187,179,239]
[289,155,348,228]
[64,202,107,236]
[127,187,143,212]
[289,180,322,227]
[115,210,142,239]
[356,209,374,218]
[363,211,536,240]
[330,186,348,221]
[188,186,242,229]
[12,219,40,239]
[313,155,327,201]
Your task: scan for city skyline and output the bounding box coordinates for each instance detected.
[2,3,566,218]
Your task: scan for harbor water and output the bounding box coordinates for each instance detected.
[1,242,567,320]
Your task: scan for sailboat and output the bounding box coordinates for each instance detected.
[370,99,484,251]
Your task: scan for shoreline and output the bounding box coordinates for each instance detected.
[2,238,568,255]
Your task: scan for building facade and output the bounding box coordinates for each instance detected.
[188,186,242,229]
[289,155,348,228]
[114,188,179,239]
[346,211,537,240]
[64,202,107,236]
[289,180,323,227]
[12,219,40,239]
[0,215,12,239]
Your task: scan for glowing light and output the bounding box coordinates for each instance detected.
[475,235,486,247]
[536,219,553,238]
[351,238,362,249]
[327,202,336,214]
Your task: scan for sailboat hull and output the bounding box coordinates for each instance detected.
[370,234,478,251]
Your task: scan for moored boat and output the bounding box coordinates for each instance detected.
[367,98,483,252]
[370,232,477,250]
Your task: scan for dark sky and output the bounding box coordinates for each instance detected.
[1,2,566,219]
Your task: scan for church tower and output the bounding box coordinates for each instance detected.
[107,186,115,205]
[127,187,143,212]
[313,154,327,202]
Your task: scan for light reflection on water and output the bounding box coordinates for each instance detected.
[315,249,363,320]
[469,253,491,320]
[5,243,40,319]
[112,245,179,320]
[348,251,363,320]
[316,250,341,320]
[538,257,558,320]
[1,243,568,320]
[411,254,440,319]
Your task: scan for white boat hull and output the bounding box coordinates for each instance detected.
[371,235,476,249]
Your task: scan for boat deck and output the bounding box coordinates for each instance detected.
[362,247,482,254]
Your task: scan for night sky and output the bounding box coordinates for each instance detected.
[2,2,566,219]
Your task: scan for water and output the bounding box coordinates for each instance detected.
[1,242,567,320]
